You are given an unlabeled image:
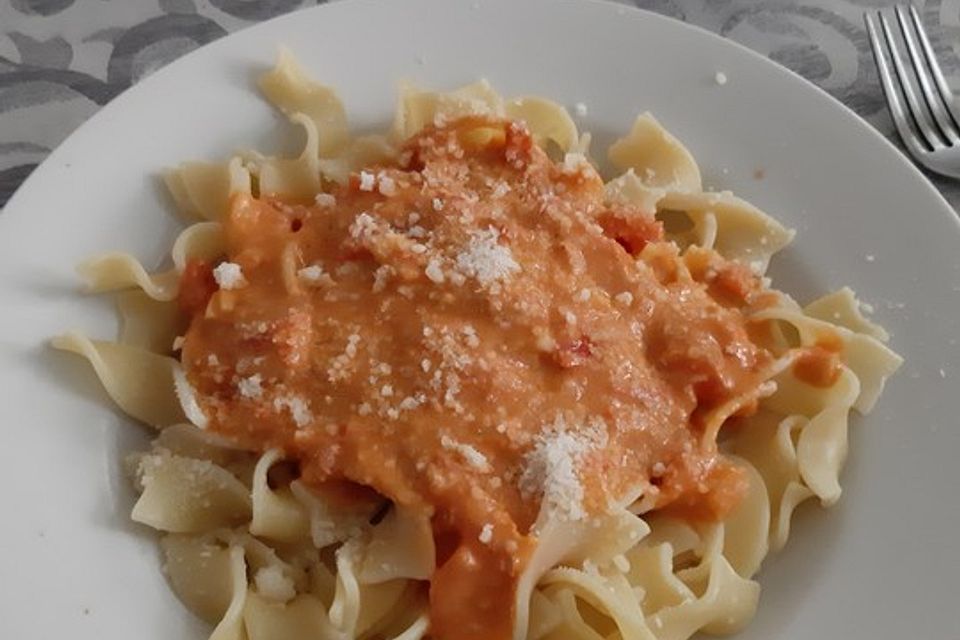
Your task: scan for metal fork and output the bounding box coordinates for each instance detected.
[865,5,960,178]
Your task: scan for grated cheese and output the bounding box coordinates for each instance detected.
[378,173,397,196]
[237,374,263,399]
[213,262,246,290]
[314,193,336,207]
[478,523,494,544]
[425,257,446,283]
[399,396,422,411]
[273,395,313,428]
[372,265,393,293]
[297,264,335,287]
[254,566,296,603]
[462,325,480,348]
[615,292,634,307]
[715,71,728,86]
[518,415,607,523]
[359,171,376,191]
[441,435,491,472]
[350,212,378,240]
[336,262,360,277]
[561,152,589,175]
[327,333,361,382]
[455,227,520,285]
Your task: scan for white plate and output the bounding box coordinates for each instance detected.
[1,0,958,637]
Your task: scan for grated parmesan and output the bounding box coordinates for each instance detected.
[254,566,296,603]
[462,325,480,348]
[561,152,589,175]
[372,265,393,293]
[455,227,520,285]
[327,333,361,382]
[350,212,378,240]
[518,415,607,523]
[213,262,246,290]
[237,374,263,399]
[314,193,336,207]
[378,174,397,196]
[441,435,491,472]
[297,264,335,287]
[274,395,313,428]
[359,171,376,191]
[399,396,422,411]
[425,257,446,283]
[478,523,494,544]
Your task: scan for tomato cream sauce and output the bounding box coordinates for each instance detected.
[179,117,774,639]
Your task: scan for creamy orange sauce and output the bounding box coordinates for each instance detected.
[793,334,844,388]
[178,117,773,639]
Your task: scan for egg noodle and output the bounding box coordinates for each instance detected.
[54,49,902,640]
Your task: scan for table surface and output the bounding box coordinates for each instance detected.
[3,0,960,210]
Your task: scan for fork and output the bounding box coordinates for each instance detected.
[865,5,960,178]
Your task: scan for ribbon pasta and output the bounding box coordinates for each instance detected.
[53,50,901,640]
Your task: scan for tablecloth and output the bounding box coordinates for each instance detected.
[3,0,960,208]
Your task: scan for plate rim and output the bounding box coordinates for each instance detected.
[4,0,958,236]
[1,1,957,638]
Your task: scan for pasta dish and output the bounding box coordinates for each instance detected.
[53,50,902,640]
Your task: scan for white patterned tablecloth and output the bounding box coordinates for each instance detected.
[3,0,960,208]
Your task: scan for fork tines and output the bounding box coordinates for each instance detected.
[865,5,960,156]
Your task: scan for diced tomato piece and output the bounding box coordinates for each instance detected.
[178,259,217,316]
[552,336,593,368]
[600,210,664,255]
[713,262,756,303]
